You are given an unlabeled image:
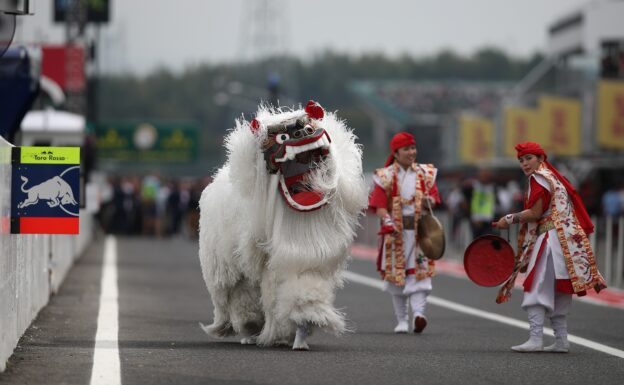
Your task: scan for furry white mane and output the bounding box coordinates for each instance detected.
[225,105,365,268]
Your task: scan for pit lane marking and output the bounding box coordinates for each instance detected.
[343,270,624,359]
[90,236,122,385]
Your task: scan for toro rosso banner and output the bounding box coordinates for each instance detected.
[11,147,80,234]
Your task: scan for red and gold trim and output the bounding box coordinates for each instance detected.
[497,164,606,303]
[375,163,437,285]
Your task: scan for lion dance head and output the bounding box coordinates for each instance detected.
[253,101,332,211]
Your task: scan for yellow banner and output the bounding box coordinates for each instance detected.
[503,107,542,157]
[20,147,80,164]
[459,115,494,163]
[538,96,581,156]
[597,80,624,150]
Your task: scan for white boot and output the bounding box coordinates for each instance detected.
[543,337,569,353]
[511,336,544,352]
[512,306,544,352]
[391,294,409,334]
[544,315,569,353]
[393,320,409,334]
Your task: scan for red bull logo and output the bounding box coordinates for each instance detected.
[11,147,81,234]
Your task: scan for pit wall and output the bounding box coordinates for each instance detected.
[0,136,93,372]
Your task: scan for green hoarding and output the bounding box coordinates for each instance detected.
[95,122,198,163]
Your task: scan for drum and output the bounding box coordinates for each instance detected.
[463,235,515,287]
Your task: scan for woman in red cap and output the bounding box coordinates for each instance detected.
[368,132,441,334]
[495,142,606,353]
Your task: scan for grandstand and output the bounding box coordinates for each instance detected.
[352,0,624,194]
[351,79,513,169]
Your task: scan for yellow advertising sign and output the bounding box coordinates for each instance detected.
[538,96,581,156]
[19,147,81,164]
[459,115,494,163]
[597,80,624,150]
[503,107,542,157]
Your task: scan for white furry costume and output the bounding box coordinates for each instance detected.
[198,101,367,349]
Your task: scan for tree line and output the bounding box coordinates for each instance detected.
[96,48,543,171]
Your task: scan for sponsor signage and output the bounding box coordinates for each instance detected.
[459,115,494,163]
[41,45,85,91]
[503,107,542,157]
[95,122,198,163]
[53,0,110,23]
[538,96,581,156]
[597,80,624,150]
[10,146,80,234]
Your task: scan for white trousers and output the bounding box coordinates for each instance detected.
[382,229,432,322]
[522,242,572,338]
[522,244,572,316]
[385,276,431,322]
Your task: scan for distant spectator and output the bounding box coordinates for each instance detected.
[186,178,209,238]
[141,173,160,236]
[580,179,601,216]
[496,180,523,217]
[445,182,466,247]
[467,168,497,238]
[166,179,183,236]
[602,186,622,218]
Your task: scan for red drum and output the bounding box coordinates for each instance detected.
[463,235,515,287]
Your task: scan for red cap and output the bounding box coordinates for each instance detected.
[515,142,547,160]
[515,141,594,234]
[384,132,416,166]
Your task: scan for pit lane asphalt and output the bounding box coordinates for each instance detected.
[2,235,624,385]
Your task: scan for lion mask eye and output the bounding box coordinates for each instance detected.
[275,133,290,144]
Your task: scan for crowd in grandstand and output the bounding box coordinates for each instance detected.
[375,81,510,118]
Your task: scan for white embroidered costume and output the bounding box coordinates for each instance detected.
[369,134,440,334]
[498,144,606,353]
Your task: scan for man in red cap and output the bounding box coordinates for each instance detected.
[368,132,441,334]
[495,142,606,353]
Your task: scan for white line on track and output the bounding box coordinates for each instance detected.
[343,270,624,359]
[90,236,122,385]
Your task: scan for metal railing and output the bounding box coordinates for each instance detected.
[598,216,624,288]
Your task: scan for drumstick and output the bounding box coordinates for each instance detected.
[491,222,510,242]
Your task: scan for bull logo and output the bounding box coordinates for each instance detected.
[17,171,79,216]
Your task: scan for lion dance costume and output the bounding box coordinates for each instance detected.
[198,101,368,350]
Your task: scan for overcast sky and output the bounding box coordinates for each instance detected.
[15,0,589,75]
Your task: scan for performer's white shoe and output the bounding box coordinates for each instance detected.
[511,336,543,352]
[394,320,409,334]
[543,338,569,353]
